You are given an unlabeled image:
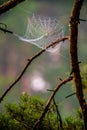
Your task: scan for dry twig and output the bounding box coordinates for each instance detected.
[0,36,69,103]
[32,76,73,130]
[53,98,63,129]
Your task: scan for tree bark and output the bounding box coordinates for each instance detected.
[69,0,87,129]
[0,0,25,15]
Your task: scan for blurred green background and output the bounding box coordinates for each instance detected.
[0,0,87,117]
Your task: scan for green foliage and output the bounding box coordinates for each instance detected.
[64,116,84,130]
[0,94,58,130]
[0,94,84,130]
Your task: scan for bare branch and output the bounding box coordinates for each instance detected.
[0,0,25,15]
[32,76,73,130]
[0,36,69,103]
[69,0,87,129]
[53,98,63,129]
[0,25,13,34]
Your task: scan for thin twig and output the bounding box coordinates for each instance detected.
[0,36,69,103]
[32,76,73,130]
[53,98,63,130]
[65,92,76,98]
[0,27,13,34]
[0,23,14,34]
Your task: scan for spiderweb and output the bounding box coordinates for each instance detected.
[14,15,64,53]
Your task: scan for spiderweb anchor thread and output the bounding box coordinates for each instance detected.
[0,15,64,53]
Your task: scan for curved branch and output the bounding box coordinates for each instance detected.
[0,0,25,15]
[32,76,73,130]
[0,36,69,103]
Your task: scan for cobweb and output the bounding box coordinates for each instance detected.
[14,15,64,53]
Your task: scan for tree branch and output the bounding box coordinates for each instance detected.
[32,76,73,130]
[0,0,25,15]
[69,0,87,129]
[52,98,63,129]
[0,36,69,103]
